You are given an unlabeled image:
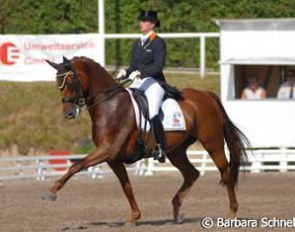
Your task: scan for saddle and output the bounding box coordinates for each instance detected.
[131,88,149,121]
[159,81,184,101]
[124,88,149,164]
[124,85,183,164]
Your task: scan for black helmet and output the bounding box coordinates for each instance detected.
[138,10,160,27]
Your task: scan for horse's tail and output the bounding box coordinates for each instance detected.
[207,92,250,185]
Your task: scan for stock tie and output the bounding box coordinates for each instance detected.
[141,38,146,46]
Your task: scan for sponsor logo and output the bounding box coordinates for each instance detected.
[0,42,20,65]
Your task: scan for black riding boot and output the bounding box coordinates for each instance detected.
[150,115,167,163]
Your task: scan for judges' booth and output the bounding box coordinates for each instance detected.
[215,19,295,148]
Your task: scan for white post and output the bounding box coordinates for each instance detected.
[36,159,45,181]
[200,36,206,78]
[200,153,207,176]
[145,159,155,176]
[251,153,262,173]
[135,160,145,176]
[98,0,105,66]
[279,147,287,172]
[17,162,24,179]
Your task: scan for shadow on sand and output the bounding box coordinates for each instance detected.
[61,217,263,231]
[61,217,204,231]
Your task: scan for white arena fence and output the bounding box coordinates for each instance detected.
[104,32,220,78]
[0,149,294,181]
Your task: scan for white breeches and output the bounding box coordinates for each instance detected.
[130,77,165,119]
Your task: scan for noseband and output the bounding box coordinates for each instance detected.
[56,67,86,108]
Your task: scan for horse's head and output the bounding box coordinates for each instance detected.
[46,56,87,119]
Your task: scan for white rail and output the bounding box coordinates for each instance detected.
[0,149,294,181]
[104,33,220,78]
[96,0,220,77]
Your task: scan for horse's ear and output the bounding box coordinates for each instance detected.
[63,56,69,63]
[63,56,72,70]
[46,60,58,70]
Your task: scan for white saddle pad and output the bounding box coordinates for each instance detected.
[126,89,186,131]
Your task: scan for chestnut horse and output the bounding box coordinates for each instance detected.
[44,56,249,223]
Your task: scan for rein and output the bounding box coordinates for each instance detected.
[85,78,131,111]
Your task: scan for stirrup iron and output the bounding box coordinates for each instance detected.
[153,144,166,163]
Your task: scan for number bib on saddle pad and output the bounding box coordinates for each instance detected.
[126,88,186,131]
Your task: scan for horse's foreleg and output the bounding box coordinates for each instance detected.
[168,151,200,224]
[42,148,109,201]
[108,161,141,224]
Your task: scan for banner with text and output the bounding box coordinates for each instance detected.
[0,34,102,81]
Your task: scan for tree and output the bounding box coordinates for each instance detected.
[2,0,295,68]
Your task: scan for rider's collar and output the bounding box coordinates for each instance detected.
[141,31,156,42]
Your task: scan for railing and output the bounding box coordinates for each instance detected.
[97,0,220,77]
[0,149,294,181]
[104,32,220,78]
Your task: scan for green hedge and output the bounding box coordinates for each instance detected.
[1,0,295,68]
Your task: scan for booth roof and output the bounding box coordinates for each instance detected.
[214,18,295,31]
[220,57,295,65]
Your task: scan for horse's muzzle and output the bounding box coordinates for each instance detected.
[64,106,80,119]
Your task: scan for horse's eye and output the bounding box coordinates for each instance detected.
[56,77,64,88]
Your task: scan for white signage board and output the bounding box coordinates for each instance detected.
[0,34,102,81]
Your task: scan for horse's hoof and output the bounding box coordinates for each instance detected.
[227,212,237,219]
[124,221,137,227]
[125,211,140,225]
[42,191,57,201]
[174,212,185,224]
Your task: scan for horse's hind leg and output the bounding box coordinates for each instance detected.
[168,149,200,223]
[202,143,238,217]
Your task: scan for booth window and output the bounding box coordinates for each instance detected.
[234,65,292,99]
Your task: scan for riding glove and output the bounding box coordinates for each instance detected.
[128,70,141,81]
[116,69,127,79]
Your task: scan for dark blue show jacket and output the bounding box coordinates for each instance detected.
[126,34,166,83]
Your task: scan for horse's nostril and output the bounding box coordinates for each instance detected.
[65,109,76,119]
[67,113,75,119]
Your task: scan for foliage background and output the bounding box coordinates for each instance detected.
[1,0,294,155]
[1,0,295,69]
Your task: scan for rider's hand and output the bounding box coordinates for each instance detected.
[116,69,127,79]
[128,70,141,81]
